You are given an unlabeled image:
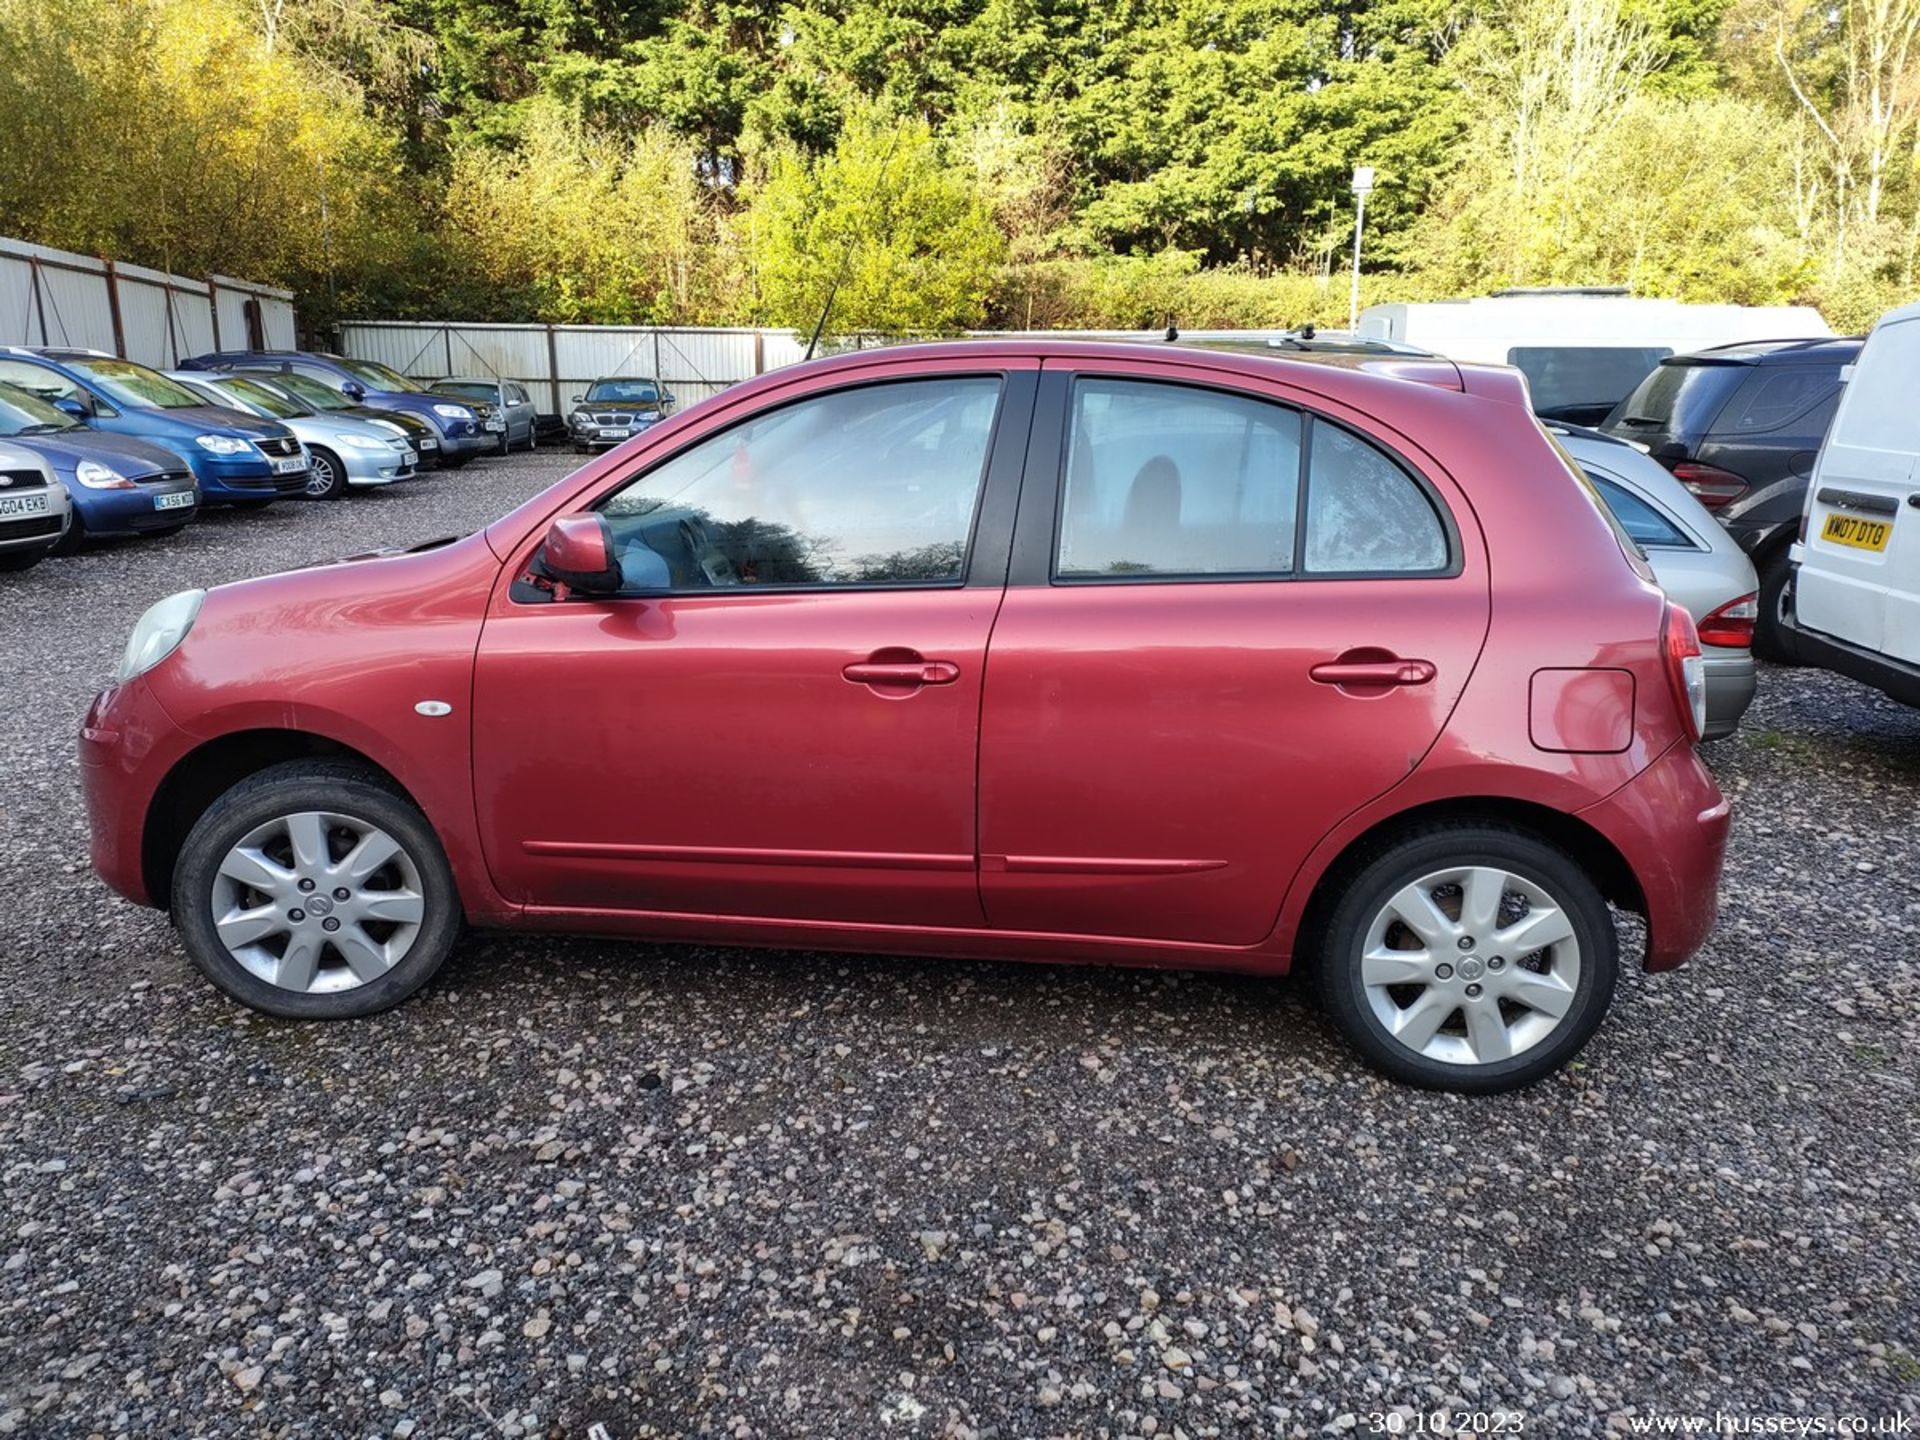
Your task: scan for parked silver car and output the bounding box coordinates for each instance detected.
[0,438,72,571]
[1554,425,1758,739]
[168,373,417,501]
[430,377,532,454]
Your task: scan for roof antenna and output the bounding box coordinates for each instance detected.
[1300,322,1316,340]
[804,124,906,362]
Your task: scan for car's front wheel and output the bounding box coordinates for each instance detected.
[171,760,461,1018]
[1315,825,1617,1093]
[304,447,347,501]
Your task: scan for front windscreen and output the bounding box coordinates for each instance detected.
[0,381,80,434]
[586,379,661,404]
[335,358,423,393]
[68,358,205,410]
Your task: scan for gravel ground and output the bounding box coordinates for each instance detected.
[2,451,1917,1439]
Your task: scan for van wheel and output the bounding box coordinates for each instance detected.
[171,760,461,1019]
[1751,548,1799,664]
[1315,825,1617,1093]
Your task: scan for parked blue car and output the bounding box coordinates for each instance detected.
[0,349,309,505]
[181,350,495,466]
[0,381,198,546]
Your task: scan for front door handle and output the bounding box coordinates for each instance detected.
[843,659,961,686]
[1310,657,1437,688]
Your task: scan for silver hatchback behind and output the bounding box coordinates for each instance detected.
[1554,424,1759,739]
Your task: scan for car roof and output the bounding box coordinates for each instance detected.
[1673,336,1864,366]
[435,376,504,385]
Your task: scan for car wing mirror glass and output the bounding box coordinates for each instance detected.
[53,396,89,419]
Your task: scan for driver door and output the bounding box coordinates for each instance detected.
[472,362,1036,927]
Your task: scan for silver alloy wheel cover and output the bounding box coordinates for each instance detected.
[1359,864,1582,1067]
[305,453,339,497]
[209,811,426,994]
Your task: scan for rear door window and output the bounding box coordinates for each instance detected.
[1053,378,1450,581]
[1056,380,1302,578]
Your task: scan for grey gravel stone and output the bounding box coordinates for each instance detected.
[1,452,1918,1436]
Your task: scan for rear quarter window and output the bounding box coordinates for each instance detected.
[1710,366,1842,436]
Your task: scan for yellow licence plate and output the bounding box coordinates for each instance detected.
[1822,512,1892,552]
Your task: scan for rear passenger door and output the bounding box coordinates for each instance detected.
[1798,314,1920,660]
[976,363,1490,947]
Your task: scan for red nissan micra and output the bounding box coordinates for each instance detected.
[80,341,1729,1091]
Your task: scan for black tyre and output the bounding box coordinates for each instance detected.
[1314,824,1618,1093]
[496,430,511,456]
[52,511,86,555]
[1751,546,1800,664]
[171,760,461,1019]
[304,447,348,501]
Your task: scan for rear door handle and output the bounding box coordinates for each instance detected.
[1310,658,1437,687]
[843,660,961,686]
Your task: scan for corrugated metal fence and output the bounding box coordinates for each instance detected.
[335,322,1258,417]
[338,321,816,415]
[1,237,296,368]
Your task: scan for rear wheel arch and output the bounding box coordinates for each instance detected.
[142,730,431,910]
[1290,796,1645,974]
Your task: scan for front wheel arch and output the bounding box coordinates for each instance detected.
[142,730,444,914]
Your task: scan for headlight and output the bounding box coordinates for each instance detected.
[74,459,134,489]
[570,411,592,427]
[337,433,389,451]
[117,589,204,684]
[431,403,474,421]
[194,434,254,457]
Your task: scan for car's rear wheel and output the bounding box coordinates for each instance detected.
[1752,547,1800,664]
[171,760,460,1018]
[1315,825,1617,1093]
[304,447,347,501]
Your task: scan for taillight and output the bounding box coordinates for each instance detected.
[1696,592,1757,649]
[1669,461,1750,510]
[1663,604,1707,741]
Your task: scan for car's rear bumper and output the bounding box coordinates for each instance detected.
[1701,651,1756,739]
[1778,609,1920,708]
[1576,740,1730,971]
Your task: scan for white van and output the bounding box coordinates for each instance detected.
[1357,289,1833,425]
[1783,300,1920,707]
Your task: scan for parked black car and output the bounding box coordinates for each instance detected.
[1602,336,1862,658]
[567,377,677,453]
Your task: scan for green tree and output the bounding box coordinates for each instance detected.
[748,107,1005,332]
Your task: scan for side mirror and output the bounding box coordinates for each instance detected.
[53,396,89,419]
[571,394,584,403]
[543,514,621,594]
[340,380,365,399]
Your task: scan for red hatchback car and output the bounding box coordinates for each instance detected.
[81,341,1729,1091]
